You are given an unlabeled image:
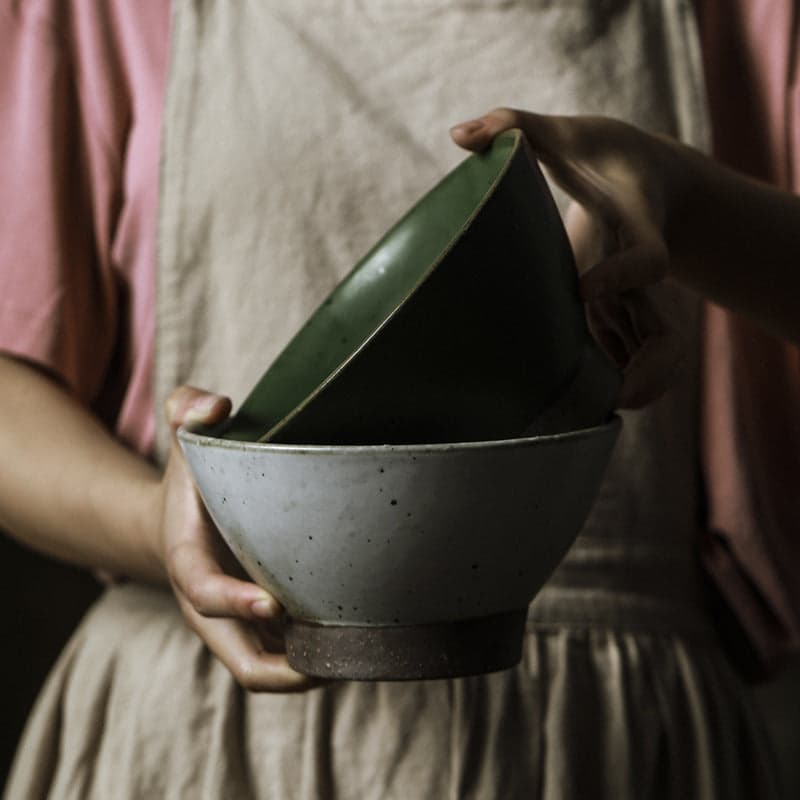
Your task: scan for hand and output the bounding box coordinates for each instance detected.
[157,385,319,692]
[451,109,690,407]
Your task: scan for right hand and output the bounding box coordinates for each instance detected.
[451,109,691,408]
[156,385,319,692]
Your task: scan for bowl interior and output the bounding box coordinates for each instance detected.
[219,131,522,442]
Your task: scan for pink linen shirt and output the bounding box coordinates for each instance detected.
[696,0,800,671]
[0,0,169,457]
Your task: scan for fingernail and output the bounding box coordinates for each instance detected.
[184,395,221,426]
[196,394,222,412]
[184,409,210,427]
[451,119,484,136]
[251,598,278,618]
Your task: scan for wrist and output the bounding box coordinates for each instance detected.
[136,472,171,582]
[85,453,167,584]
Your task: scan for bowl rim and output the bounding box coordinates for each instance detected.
[178,414,621,455]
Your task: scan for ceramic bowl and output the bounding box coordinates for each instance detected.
[220,130,619,445]
[178,416,620,680]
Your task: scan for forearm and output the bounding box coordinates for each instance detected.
[0,354,166,583]
[0,355,313,689]
[664,140,800,342]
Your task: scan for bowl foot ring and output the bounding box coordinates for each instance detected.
[284,609,527,681]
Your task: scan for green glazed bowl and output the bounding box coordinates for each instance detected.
[222,130,619,445]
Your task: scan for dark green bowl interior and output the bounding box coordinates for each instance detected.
[222,131,522,442]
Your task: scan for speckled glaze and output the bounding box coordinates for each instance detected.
[178,418,620,629]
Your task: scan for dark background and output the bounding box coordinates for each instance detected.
[1,535,99,789]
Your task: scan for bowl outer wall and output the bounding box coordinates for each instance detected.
[178,419,621,627]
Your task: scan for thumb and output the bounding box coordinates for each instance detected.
[450,109,620,220]
[165,385,232,436]
[450,107,569,154]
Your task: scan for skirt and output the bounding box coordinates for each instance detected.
[4,535,780,800]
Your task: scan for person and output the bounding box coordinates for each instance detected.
[0,1,793,797]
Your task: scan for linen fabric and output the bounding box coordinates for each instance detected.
[6,582,776,799]
[2,0,781,798]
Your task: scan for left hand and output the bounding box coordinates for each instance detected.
[451,108,690,408]
[157,385,320,692]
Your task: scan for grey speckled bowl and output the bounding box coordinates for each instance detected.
[178,416,620,680]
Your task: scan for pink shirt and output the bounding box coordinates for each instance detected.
[0,0,169,458]
[696,0,800,670]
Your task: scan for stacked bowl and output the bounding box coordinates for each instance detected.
[179,130,621,680]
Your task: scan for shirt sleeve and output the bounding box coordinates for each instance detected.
[0,2,120,405]
[696,0,800,674]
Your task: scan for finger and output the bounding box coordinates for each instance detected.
[618,331,686,408]
[588,286,673,361]
[586,305,632,369]
[617,288,685,407]
[180,603,320,692]
[450,107,523,151]
[450,108,612,208]
[580,224,668,298]
[586,297,641,368]
[564,201,613,275]
[450,107,575,156]
[587,284,686,408]
[169,538,282,621]
[165,385,232,433]
[624,288,669,344]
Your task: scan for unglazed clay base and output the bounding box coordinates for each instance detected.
[284,610,528,681]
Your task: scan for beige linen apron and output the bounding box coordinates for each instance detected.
[5,1,780,798]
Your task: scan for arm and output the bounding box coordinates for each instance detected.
[0,355,163,579]
[1,11,314,692]
[666,147,800,342]
[0,354,314,691]
[451,110,800,344]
